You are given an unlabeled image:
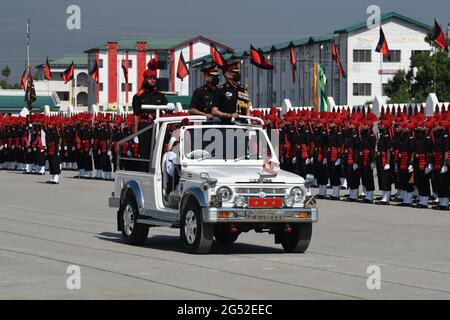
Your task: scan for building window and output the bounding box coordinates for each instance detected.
[121,83,132,92]
[353,83,372,96]
[56,92,69,101]
[383,50,401,63]
[99,83,103,91]
[412,50,430,57]
[121,59,132,68]
[353,50,371,62]
[98,59,103,68]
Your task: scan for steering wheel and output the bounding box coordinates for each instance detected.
[186,149,211,160]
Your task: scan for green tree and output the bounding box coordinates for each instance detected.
[384,51,450,103]
[1,66,11,80]
[384,71,411,103]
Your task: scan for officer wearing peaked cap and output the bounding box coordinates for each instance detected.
[131,59,168,172]
[189,64,220,120]
[212,60,251,124]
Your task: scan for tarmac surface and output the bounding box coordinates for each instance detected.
[0,170,449,300]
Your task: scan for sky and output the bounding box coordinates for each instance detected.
[1,0,449,82]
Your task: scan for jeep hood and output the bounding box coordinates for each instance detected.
[186,166,305,185]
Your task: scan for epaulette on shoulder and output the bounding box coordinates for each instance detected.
[136,89,145,97]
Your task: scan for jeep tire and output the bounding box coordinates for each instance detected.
[120,193,149,245]
[280,223,312,253]
[180,200,213,254]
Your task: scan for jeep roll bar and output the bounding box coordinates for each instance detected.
[231,115,265,126]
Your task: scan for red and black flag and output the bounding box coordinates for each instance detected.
[432,19,448,51]
[89,61,99,83]
[375,27,390,61]
[332,41,346,78]
[249,45,274,70]
[212,45,227,70]
[289,47,296,83]
[121,59,128,83]
[24,70,36,108]
[21,68,27,90]
[44,57,52,80]
[176,51,189,80]
[61,61,74,84]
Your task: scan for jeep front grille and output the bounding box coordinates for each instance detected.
[234,188,286,197]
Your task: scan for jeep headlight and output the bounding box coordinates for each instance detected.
[290,187,304,202]
[234,195,246,208]
[217,187,233,202]
[283,195,295,207]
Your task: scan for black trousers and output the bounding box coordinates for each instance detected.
[101,152,112,172]
[76,150,84,170]
[93,151,102,170]
[397,169,415,192]
[414,170,431,196]
[361,165,375,191]
[316,162,328,185]
[379,167,393,191]
[35,150,46,166]
[48,154,61,175]
[433,170,450,198]
[328,160,342,187]
[345,163,360,189]
[81,152,93,171]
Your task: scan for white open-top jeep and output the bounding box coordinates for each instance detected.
[109,105,318,254]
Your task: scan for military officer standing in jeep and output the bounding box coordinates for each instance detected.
[188,64,220,120]
[211,61,251,124]
[131,59,168,171]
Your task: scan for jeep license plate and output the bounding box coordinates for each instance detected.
[245,210,282,220]
[248,198,283,208]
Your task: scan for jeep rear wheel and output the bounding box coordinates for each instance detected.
[180,201,213,254]
[280,223,312,253]
[120,193,149,245]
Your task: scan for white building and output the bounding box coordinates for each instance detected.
[35,55,88,110]
[84,36,233,111]
[190,12,433,108]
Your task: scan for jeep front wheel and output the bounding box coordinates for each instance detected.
[180,201,213,254]
[280,223,312,253]
[120,194,149,245]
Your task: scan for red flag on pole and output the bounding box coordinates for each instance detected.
[89,61,99,83]
[375,27,391,61]
[212,45,227,70]
[289,47,296,83]
[331,41,346,78]
[61,61,75,84]
[21,68,27,90]
[432,19,448,51]
[249,45,274,70]
[121,59,129,83]
[176,51,189,80]
[44,57,52,80]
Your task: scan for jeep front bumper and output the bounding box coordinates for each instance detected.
[201,207,318,223]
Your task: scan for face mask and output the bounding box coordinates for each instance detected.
[210,76,219,86]
[233,74,241,82]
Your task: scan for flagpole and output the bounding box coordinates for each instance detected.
[26,19,31,115]
[117,58,120,113]
[434,45,437,93]
[125,51,129,113]
[380,53,383,97]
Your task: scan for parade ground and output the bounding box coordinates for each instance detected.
[0,170,449,300]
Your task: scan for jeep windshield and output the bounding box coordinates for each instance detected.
[181,126,277,164]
